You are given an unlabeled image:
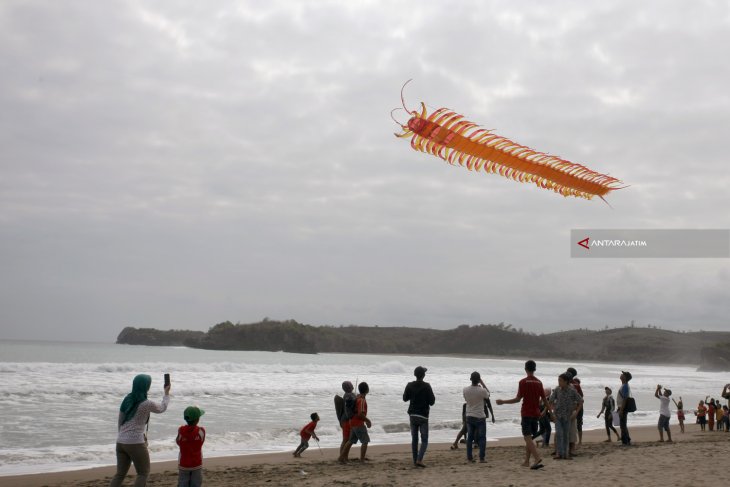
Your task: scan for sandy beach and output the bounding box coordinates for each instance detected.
[5,424,728,487]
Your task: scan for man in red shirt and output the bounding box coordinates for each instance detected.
[496,360,548,470]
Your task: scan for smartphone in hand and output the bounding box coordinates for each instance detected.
[164,373,171,388]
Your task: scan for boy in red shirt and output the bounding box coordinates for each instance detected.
[294,413,320,457]
[176,406,206,487]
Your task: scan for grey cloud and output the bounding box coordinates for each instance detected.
[1,0,728,341]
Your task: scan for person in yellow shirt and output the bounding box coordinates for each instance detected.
[716,405,725,431]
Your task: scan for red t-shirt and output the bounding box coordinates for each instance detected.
[518,376,544,418]
[300,420,317,440]
[176,425,205,470]
[571,379,583,397]
[697,405,707,417]
[350,395,368,428]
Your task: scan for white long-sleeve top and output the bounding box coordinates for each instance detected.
[116,395,170,444]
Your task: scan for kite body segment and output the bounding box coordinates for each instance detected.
[394,83,624,201]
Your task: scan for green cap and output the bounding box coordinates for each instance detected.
[184,406,205,422]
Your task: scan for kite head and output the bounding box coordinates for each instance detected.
[407,116,426,134]
[393,79,428,138]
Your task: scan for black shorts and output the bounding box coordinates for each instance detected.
[521,416,539,437]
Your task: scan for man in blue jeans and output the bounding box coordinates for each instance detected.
[403,366,435,467]
[463,371,489,463]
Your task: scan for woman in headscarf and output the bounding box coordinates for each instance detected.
[110,374,171,487]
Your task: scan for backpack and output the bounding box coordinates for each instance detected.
[342,393,357,420]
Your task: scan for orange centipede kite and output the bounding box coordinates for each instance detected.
[393,80,624,202]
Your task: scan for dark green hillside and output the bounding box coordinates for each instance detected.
[116,320,730,369]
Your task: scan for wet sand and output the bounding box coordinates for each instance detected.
[4,424,724,486]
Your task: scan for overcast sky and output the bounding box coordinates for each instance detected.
[1,0,729,342]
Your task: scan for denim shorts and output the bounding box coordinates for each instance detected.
[349,425,370,445]
[658,414,670,431]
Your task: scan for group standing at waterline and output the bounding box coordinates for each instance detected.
[108,365,730,486]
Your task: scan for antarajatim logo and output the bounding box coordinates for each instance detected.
[577,237,590,249]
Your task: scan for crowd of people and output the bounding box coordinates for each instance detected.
[332,361,634,469]
[108,366,730,486]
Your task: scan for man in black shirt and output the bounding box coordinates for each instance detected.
[403,366,436,467]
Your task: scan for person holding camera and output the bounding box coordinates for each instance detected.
[110,374,171,487]
[655,384,673,442]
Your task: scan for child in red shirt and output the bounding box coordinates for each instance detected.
[176,406,206,487]
[294,413,320,457]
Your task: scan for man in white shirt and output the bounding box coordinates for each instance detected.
[655,384,673,442]
[463,371,489,463]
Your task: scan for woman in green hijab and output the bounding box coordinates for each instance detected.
[110,374,171,487]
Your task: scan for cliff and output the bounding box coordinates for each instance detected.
[116,326,205,346]
[117,320,730,368]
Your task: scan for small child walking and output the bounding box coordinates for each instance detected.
[294,413,320,457]
[176,406,206,487]
[655,385,673,442]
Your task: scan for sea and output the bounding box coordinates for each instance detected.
[0,340,725,476]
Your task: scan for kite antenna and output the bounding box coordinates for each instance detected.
[401,79,414,113]
[391,107,405,126]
